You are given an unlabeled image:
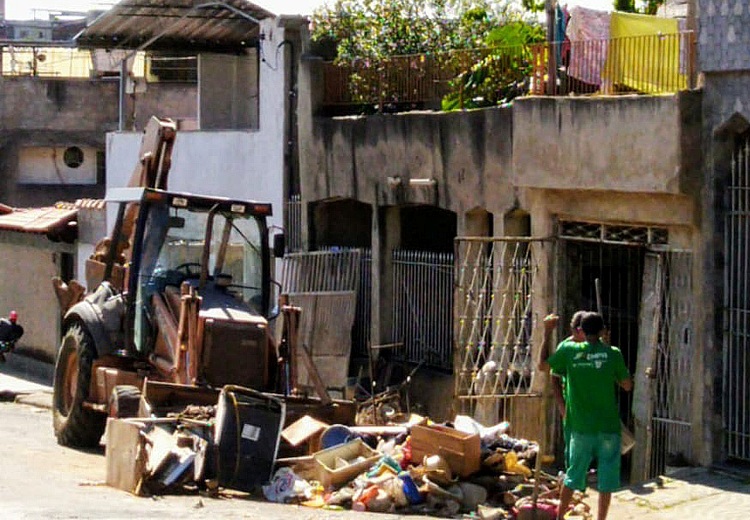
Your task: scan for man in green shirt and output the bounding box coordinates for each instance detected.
[551,310,587,470]
[539,311,632,520]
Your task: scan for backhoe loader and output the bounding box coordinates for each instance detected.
[51,117,288,447]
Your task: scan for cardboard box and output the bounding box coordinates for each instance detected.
[410,424,481,478]
[313,439,380,489]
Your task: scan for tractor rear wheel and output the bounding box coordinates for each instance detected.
[108,385,142,419]
[52,324,106,447]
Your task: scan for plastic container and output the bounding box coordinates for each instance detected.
[313,439,380,489]
[214,385,285,492]
[398,471,423,504]
[320,424,354,449]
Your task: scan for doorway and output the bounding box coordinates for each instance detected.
[557,220,673,480]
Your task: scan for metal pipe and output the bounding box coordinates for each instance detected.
[118,59,127,131]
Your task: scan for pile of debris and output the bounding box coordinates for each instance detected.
[104,382,591,519]
[266,415,591,520]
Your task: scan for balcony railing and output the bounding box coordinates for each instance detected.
[0,46,197,83]
[322,31,697,112]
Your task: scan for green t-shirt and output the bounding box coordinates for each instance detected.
[552,336,577,403]
[547,339,630,434]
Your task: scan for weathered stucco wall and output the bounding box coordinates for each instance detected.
[304,107,515,218]
[698,71,750,466]
[0,237,71,362]
[0,77,198,208]
[513,94,702,194]
[106,131,284,233]
[129,82,197,131]
[0,77,119,131]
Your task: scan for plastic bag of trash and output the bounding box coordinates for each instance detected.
[454,415,510,445]
[262,467,312,503]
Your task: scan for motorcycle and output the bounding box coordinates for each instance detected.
[0,311,24,363]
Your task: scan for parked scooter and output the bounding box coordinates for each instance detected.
[0,311,24,363]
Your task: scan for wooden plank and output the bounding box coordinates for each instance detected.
[631,253,662,483]
[298,342,332,406]
[288,291,357,391]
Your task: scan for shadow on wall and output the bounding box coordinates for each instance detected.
[405,368,454,421]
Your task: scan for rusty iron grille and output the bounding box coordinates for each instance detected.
[285,194,303,253]
[724,132,750,462]
[647,251,694,478]
[280,249,361,293]
[391,250,454,371]
[454,238,550,414]
[353,249,372,359]
[559,220,669,246]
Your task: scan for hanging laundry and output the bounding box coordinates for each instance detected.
[565,6,611,87]
[604,11,685,94]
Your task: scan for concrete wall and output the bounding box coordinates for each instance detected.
[513,94,702,195]
[303,108,514,218]
[128,82,197,131]
[298,72,707,431]
[198,52,258,130]
[0,77,119,131]
[0,234,73,362]
[698,71,750,465]
[698,0,750,72]
[0,76,196,207]
[106,131,283,231]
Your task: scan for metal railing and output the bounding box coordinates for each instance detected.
[0,47,196,83]
[392,250,454,371]
[323,45,530,109]
[533,31,695,96]
[322,31,696,111]
[285,194,303,253]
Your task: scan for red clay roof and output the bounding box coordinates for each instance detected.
[0,206,78,234]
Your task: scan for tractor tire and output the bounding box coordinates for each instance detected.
[52,323,106,448]
[108,385,142,419]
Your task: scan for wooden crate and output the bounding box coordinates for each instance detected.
[411,423,481,478]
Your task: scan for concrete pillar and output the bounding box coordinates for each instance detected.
[295,38,324,252]
[371,206,401,347]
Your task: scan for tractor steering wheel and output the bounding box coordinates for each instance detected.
[173,262,202,279]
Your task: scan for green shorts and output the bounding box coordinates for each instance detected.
[563,419,571,469]
[564,431,621,493]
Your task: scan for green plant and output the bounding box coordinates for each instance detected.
[441,22,544,110]
[312,0,540,109]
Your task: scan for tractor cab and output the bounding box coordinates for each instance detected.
[103,186,277,387]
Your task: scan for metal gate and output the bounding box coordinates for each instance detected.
[724,133,750,461]
[454,238,550,436]
[558,221,696,480]
[392,250,453,370]
[638,250,694,479]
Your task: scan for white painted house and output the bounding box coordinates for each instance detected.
[75,1,307,282]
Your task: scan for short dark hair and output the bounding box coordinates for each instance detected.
[571,311,586,329]
[580,312,605,336]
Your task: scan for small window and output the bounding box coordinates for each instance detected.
[63,146,84,169]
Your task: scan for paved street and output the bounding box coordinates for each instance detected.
[1,355,749,519]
